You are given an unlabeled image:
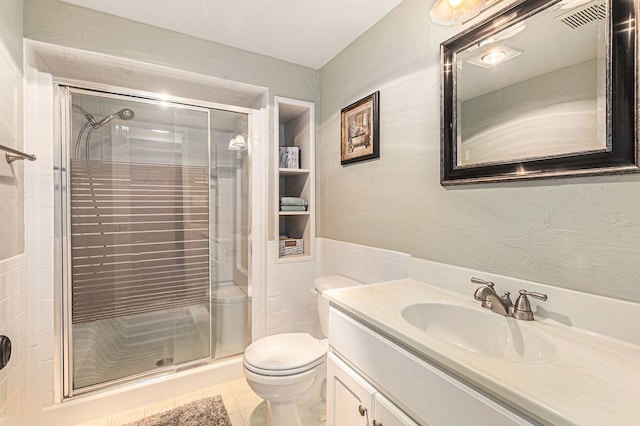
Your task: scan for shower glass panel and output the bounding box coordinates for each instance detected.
[63,88,250,394]
[61,88,251,397]
[209,110,250,359]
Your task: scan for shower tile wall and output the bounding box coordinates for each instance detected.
[0,255,29,425]
[24,66,55,415]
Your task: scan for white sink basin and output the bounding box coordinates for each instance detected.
[401,303,557,363]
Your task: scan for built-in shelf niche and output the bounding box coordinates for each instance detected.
[275,97,315,261]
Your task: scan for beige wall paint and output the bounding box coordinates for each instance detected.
[318,0,640,303]
[0,0,25,260]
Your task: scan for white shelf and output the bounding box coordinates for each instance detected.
[279,211,310,216]
[279,168,310,175]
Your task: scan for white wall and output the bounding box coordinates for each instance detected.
[24,66,55,420]
[317,238,410,285]
[0,1,31,425]
[318,0,640,303]
[0,0,25,260]
[0,256,29,425]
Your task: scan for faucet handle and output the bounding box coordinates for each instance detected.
[471,277,494,288]
[520,290,547,301]
[513,289,548,321]
[471,277,494,301]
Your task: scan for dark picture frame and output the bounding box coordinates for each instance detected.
[341,91,380,165]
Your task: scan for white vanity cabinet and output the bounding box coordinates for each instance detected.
[327,353,418,426]
[328,307,540,426]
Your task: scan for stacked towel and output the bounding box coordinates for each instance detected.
[280,197,308,211]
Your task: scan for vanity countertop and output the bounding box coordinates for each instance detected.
[324,279,640,426]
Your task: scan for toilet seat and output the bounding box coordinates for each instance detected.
[243,333,327,376]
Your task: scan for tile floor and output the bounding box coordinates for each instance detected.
[80,377,268,426]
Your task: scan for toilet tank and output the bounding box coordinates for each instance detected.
[314,275,362,337]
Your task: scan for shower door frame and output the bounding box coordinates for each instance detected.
[54,82,256,399]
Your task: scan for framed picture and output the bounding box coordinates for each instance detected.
[279,146,300,168]
[341,91,380,165]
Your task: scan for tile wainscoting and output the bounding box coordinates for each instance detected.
[264,238,411,337]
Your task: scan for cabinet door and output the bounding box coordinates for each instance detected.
[327,353,376,426]
[374,393,419,426]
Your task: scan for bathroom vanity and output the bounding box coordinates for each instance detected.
[327,308,536,425]
[324,278,640,426]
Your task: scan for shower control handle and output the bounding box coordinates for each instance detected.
[0,336,11,371]
[358,405,367,417]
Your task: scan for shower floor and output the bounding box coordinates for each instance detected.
[73,304,211,390]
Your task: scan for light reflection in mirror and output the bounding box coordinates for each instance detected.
[456,0,606,167]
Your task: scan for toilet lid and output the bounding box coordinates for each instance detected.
[243,333,327,376]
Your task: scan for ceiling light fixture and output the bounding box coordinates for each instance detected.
[481,50,507,64]
[228,134,247,151]
[430,0,487,25]
[466,45,523,68]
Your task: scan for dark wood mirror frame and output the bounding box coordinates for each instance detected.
[440,0,638,185]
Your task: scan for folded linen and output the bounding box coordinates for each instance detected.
[280,197,308,207]
[280,205,307,212]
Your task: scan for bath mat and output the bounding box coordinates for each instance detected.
[125,395,232,426]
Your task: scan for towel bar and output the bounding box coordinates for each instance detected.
[0,144,37,163]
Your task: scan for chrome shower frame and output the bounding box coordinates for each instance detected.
[53,81,255,400]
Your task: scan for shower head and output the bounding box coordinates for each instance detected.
[82,108,135,160]
[117,108,135,120]
[96,108,135,128]
[72,104,98,127]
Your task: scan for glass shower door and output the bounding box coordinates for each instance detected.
[66,89,211,393]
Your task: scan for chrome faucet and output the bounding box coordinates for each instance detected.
[471,278,547,320]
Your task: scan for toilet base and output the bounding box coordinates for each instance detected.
[265,400,326,426]
[266,400,302,426]
[244,365,326,426]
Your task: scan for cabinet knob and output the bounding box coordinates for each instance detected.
[358,405,367,417]
[373,421,383,426]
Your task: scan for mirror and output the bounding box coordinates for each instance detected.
[440,0,639,185]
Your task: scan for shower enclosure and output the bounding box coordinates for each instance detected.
[57,86,251,396]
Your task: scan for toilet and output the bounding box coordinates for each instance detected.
[243,275,362,426]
